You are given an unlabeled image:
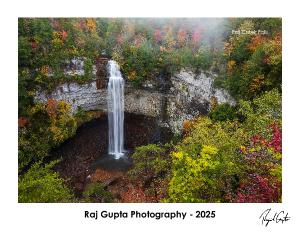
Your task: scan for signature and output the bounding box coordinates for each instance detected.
[259,208,291,227]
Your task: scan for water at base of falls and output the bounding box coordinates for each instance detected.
[107,60,125,159]
[91,152,132,171]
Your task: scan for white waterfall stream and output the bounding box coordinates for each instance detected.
[107,60,125,159]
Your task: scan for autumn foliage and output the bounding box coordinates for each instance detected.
[18,18,282,203]
[216,18,282,100]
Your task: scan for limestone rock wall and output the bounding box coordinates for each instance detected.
[35,82,164,117]
[35,69,235,134]
[167,70,235,133]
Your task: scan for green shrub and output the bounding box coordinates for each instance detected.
[238,89,281,135]
[18,68,39,116]
[18,160,73,203]
[166,117,247,202]
[18,128,51,171]
[83,183,113,202]
[192,48,213,71]
[168,145,225,202]
[83,58,93,78]
[128,143,173,200]
[18,100,77,170]
[209,103,237,122]
[113,41,158,87]
[128,143,172,181]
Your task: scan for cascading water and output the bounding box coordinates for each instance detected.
[107,60,125,159]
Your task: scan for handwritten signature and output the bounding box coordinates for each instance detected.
[259,208,291,227]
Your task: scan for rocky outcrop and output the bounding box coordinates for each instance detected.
[35,69,235,134]
[35,82,165,117]
[95,57,109,88]
[167,70,235,133]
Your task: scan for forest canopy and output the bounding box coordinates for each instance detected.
[18,18,282,203]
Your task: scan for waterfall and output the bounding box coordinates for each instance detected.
[107,60,125,159]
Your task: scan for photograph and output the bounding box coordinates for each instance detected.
[18,17,282,203]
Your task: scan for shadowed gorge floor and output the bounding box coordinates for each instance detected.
[51,113,173,201]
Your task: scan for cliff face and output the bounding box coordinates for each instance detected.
[35,69,235,134]
[35,82,164,117]
[167,70,235,133]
